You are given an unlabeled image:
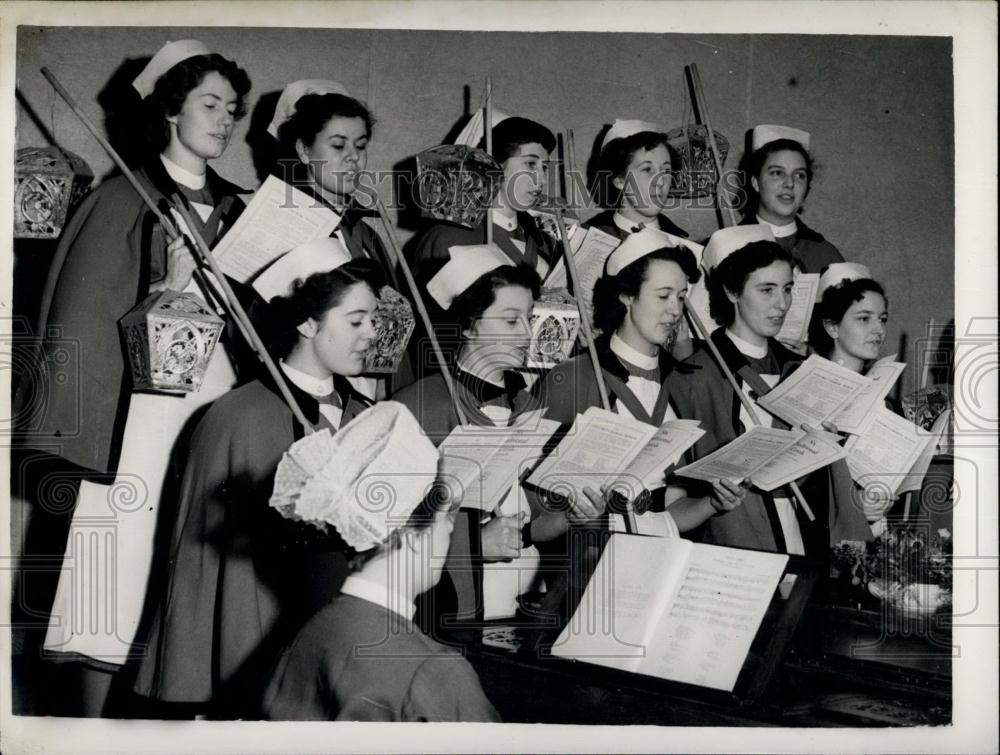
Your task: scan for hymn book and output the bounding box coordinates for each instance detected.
[524,408,705,500]
[552,534,788,691]
[212,175,342,283]
[673,425,846,491]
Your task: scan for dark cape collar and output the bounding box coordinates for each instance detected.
[595,332,695,382]
[709,327,799,375]
[257,366,372,437]
[454,366,527,410]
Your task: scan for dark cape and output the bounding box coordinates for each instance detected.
[16,159,248,476]
[738,214,844,274]
[583,209,689,240]
[133,374,372,716]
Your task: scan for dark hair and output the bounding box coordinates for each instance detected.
[275,93,376,185]
[480,116,556,163]
[594,130,677,209]
[808,278,888,357]
[144,53,251,154]
[707,240,794,327]
[268,258,385,358]
[737,138,814,216]
[449,263,541,333]
[592,246,701,335]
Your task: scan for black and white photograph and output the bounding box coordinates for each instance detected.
[1,2,996,753]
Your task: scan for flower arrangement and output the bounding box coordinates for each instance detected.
[831,524,952,616]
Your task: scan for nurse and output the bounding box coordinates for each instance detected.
[585,119,688,240]
[739,124,843,274]
[134,240,384,718]
[671,225,825,555]
[17,39,251,715]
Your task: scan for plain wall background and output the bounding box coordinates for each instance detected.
[14,26,954,394]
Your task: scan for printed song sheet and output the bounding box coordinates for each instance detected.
[845,406,934,496]
[749,429,846,491]
[542,226,621,327]
[776,273,819,346]
[673,426,801,487]
[212,175,342,283]
[756,355,869,430]
[610,419,705,494]
[832,355,907,435]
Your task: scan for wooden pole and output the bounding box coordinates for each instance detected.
[372,197,470,427]
[684,301,816,522]
[484,77,494,246]
[685,64,740,229]
[42,67,314,432]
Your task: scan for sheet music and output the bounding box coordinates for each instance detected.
[526,407,657,500]
[482,485,541,620]
[832,354,907,435]
[642,543,789,691]
[673,426,801,485]
[542,227,620,327]
[212,175,342,283]
[610,419,705,494]
[750,429,846,491]
[844,406,934,496]
[756,354,869,430]
[776,273,819,346]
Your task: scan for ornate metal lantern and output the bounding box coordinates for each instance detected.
[665,125,730,199]
[119,290,224,394]
[415,145,502,229]
[527,288,581,369]
[364,286,416,374]
[14,146,93,238]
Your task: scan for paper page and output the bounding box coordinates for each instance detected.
[640,543,789,691]
[526,407,658,499]
[845,406,933,496]
[211,175,342,283]
[609,510,680,538]
[610,419,706,495]
[440,418,560,511]
[541,227,620,326]
[552,535,693,673]
[756,354,869,430]
[832,355,907,435]
[776,273,819,346]
[482,485,541,621]
[673,426,801,485]
[750,429,846,492]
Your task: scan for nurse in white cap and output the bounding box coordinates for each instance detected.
[739,124,844,274]
[584,118,689,240]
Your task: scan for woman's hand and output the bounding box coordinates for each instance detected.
[571,486,609,526]
[160,234,198,292]
[481,512,525,562]
[708,478,748,514]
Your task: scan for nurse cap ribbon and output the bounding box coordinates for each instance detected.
[605,226,704,277]
[426,243,514,310]
[702,225,776,271]
[253,236,353,302]
[132,39,211,98]
[751,124,812,153]
[267,79,352,138]
[818,262,872,296]
[601,119,663,153]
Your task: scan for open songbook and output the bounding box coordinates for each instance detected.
[844,405,936,497]
[775,273,819,348]
[212,175,342,284]
[439,411,561,512]
[756,354,906,435]
[524,407,705,500]
[673,425,846,491]
[552,534,789,692]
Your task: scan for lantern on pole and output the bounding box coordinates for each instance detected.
[14,146,93,238]
[120,290,224,394]
[415,145,501,229]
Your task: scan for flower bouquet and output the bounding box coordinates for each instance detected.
[831,524,952,617]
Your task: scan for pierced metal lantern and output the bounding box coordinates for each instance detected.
[364,286,416,374]
[14,146,94,238]
[415,145,502,229]
[119,290,224,394]
[665,125,730,199]
[527,289,581,369]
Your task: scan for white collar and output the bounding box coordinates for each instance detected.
[280,360,335,398]
[492,210,518,232]
[613,211,650,234]
[756,215,797,239]
[160,153,207,191]
[725,329,769,360]
[611,332,659,371]
[340,574,415,621]
[457,355,506,387]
